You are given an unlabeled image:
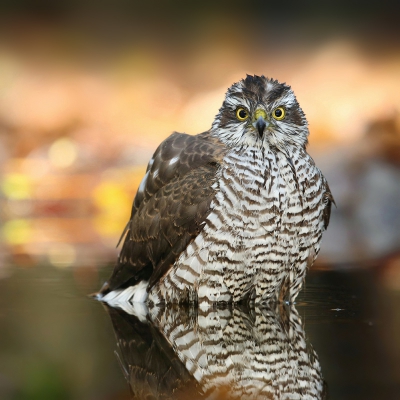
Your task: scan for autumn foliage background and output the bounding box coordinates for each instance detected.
[0,2,399,399]
[0,1,399,287]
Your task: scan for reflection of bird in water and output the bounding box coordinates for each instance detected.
[106,304,327,399]
[97,75,334,306]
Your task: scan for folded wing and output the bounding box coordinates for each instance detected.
[100,132,226,295]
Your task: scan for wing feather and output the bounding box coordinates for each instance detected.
[101,131,226,294]
[322,178,335,230]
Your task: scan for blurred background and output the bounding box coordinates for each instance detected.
[0,1,399,399]
[1,0,400,271]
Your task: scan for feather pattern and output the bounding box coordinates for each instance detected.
[98,75,333,305]
[107,303,327,399]
[99,132,227,296]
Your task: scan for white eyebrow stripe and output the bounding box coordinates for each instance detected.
[276,91,296,107]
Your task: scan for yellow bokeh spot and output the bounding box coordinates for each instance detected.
[3,219,32,245]
[92,181,131,214]
[93,214,127,239]
[92,181,132,237]
[2,173,32,199]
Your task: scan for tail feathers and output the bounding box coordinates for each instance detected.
[94,281,150,322]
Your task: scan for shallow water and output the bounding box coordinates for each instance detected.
[0,264,399,399]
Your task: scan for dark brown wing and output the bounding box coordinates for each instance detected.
[101,131,226,294]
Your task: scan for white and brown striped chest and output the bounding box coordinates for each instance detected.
[150,145,325,305]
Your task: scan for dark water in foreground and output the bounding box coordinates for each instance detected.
[0,265,399,400]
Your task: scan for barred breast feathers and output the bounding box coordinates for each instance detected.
[150,143,333,305]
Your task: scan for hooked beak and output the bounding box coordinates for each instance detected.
[255,116,266,138]
[253,109,269,138]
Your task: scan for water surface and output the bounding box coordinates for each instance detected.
[0,264,399,399]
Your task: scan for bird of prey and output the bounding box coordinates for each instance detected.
[97,74,334,307]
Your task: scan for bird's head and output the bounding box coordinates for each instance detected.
[211,75,309,151]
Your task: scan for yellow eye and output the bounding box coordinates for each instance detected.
[236,107,249,121]
[272,107,286,120]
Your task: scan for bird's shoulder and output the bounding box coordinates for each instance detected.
[105,131,227,294]
[131,131,226,218]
